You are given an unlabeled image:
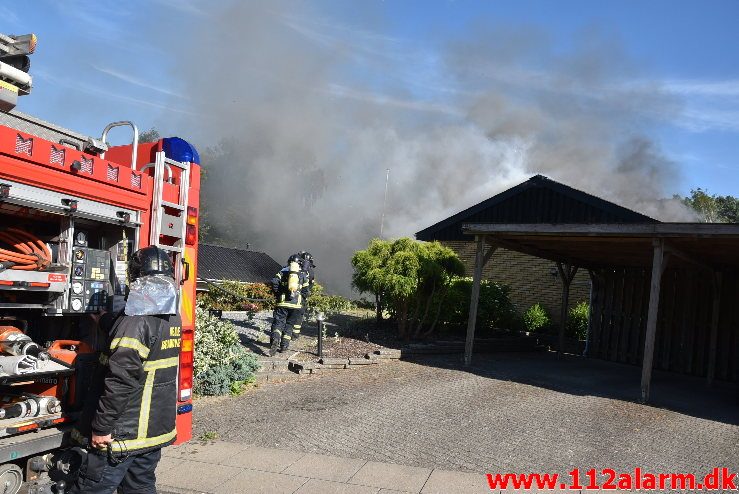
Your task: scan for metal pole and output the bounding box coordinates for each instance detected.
[317,313,325,359]
[380,168,390,237]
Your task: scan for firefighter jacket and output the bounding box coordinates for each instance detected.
[89,312,182,454]
[271,265,310,309]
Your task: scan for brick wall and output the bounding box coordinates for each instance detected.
[441,241,591,323]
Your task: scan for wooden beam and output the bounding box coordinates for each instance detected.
[663,242,713,273]
[486,236,588,269]
[641,239,666,403]
[556,262,578,356]
[482,241,497,266]
[706,271,723,385]
[462,222,739,237]
[464,236,493,366]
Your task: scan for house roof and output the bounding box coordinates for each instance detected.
[197,244,281,284]
[416,175,657,242]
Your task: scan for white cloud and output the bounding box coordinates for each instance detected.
[325,83,462,116]
[92,65,186,99]
[663,79,739,98]
[0,6,20,25]
[36,71,197,116]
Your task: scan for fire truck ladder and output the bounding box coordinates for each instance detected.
[148,150,190,259]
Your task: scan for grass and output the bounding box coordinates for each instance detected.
[199,431,219,441]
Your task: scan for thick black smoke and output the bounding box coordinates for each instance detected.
[166,1,694,293]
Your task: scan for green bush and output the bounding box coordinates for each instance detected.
[194,305,260,395]
[523,303,551,333]
[197,280,274,312]
[193,358,259,396]
[306,283,355,319]
[567,301,589,340]
[434,278,520,333]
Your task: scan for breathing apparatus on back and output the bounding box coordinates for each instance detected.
[287,255,301,296]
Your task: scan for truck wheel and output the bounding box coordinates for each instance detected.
[0,464,22,494]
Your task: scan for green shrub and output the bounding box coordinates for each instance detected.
[567,301,589,340]
[434,278,521,333]
[306,283,355,319]
[193,357,259,396]
[354,297,376,310]
[194,305,260,395]
[197,280,274,312]
[523,303,551,333]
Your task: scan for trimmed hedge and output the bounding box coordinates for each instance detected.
[197,280,274,312]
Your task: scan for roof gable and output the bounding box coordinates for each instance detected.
[197,244,281,284]
[416,175,657,242]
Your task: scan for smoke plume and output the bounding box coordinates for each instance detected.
[166,1,695,293]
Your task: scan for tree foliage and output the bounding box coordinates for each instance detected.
[139,127,161,143]
[306,283,355,319]
[680,188,739,223]
[351,238,465,338]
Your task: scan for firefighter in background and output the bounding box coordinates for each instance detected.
[269,254,311,356]
[71,246,182,494]
[290,251,315,341]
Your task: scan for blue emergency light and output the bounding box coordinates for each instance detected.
[162,137,200,164]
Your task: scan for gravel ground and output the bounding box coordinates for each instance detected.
[223,310,398,359]
[193,352,739,480]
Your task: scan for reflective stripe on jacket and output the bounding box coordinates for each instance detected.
[91,313,182,454]
[271,267,310,309]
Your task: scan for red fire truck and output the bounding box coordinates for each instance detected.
[0,33,199,492]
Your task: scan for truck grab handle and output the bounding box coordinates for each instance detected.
[100,121,139,170]
[180,258,190,286]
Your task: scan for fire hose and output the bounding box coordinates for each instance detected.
[0,227,51,271]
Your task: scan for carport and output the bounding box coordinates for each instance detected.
[461,223,739,401]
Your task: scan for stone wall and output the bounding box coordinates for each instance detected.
[441,241,591,323]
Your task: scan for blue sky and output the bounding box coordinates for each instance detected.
[5,0,739,197]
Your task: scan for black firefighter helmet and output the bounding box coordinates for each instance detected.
[299,251,315,268]
[128,246,174,282]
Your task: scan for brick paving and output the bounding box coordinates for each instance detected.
[192,352,739,478]
[157,442,492,493]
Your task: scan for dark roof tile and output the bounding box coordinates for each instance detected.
[197,244,281,284]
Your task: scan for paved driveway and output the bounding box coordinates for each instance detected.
[193,352,739,477]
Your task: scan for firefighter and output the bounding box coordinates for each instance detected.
[71,246,182,494]
[289,251,315,340]
[269,254,310,356]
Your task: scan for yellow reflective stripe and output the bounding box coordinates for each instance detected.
[283,335,292,340]
[293,325,301,329]
[138,370,156,438]
[143,356,179,371]
[0,80,19,93]
[109,429,177,452]
[277,302,302,309]
[110,337,150,358]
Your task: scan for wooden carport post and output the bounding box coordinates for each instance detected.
[464,236,496,366]
[556,262,578,356]
[706,271,723,385]
[641,238,666,402]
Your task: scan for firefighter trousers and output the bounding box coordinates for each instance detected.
[270,306,303,351]
[70,448,161,494]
